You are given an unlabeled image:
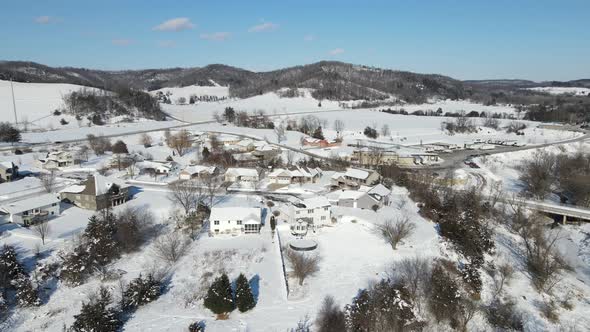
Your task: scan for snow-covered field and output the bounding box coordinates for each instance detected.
[0,79,102,130]
[526,86,590,96]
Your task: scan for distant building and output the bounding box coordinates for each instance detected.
[224,168,259,183]
[38,151,74,169]
[60,174,130,210]
[179,165,218,180]
[268,166,322,184]
[0,193,60,226]
[328,184,391,210]
[331,167,381,189]
[209,207,261,236]
[302,138,341,148]
[0,161,18,182]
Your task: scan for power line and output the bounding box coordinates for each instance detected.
[10,77,18,125]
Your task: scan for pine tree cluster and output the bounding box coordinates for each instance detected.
[203,273,256,317]
[0,245,40,309]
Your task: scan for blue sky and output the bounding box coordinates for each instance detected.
[0,0,589,81]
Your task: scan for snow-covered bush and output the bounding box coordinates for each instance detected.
[121,273,162,310]
[71,287,121,332]
[203,273,234,318]
[234,273,255,313]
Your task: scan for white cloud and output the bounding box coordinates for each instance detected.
[329,48,345,55]
[153,17,195,32]
[112,39,133,46]
[157,40,177,48]
[304,34,315,42]
[248,22,279,32]
[34,16,60,24]
[200,32,231,41]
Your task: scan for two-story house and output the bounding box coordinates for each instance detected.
[60,174,130,210]
[209,207,261,236]
[0,193,60,226]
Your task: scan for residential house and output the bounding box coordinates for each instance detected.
[0,161,17,182]
[290,197,332,235]
[209,207,261,235]
[39,151,74,169]
[139,161,178,176]
[331,167,381,189]
[0,193,60,226]
[328,184,392,210]
[302,138,341,148]
[351,148,416,167]
[251,144,281,160]
[268,166,322,184]
[60,174,130,210]
[179,165,218,180]
[224,168,259,183]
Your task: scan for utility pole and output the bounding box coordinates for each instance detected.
[10,77,18,126]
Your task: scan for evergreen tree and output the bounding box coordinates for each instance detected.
[203,273,234,316]
[0,122,21,143]
[60,246,92,285]
[202,147,210,160]
[14,277,40,307]
[122,273,162,310]
[345,289,373,332]
[234,273,256,312]
[312,126,325,140]
[84,214,119,267]
[112,140,129,154]
[71,287,121,332]
[0,245,25,281]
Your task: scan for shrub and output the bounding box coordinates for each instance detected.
[363,126,378,139]
[188,321,206,332]
[485,298,524,331]
[285,249,320,286]
[122,273,162,310]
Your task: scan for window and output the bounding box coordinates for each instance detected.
[308,209,314,214]
[214,220,220,225]
[296,210,300,215]
[321,216,326,220]
[52,203,57,206]
[237,220,242,225]
[323,207,329,211]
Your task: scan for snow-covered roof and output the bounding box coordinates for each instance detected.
[181,165,216,175]
[345,168,370,180]
[268,168,291,177]
[209,207,261,224]
[368,184,391,197]
[59,185,85,194]
[225,168,259,177]
[0,193,60,215]
[302,196,331,209]
[331,172,345,180]
[337,190,368,200]
[61,174,128,196]
[0,161,14,169]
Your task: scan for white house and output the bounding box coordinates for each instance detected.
[0,193,61,226]
[39,151,74,169]
[328,184,391,210]
[179,165,217,180]
[281,197,332,236]
[224,168,259,183]
[209,207,261,236]
[366,184,392,207]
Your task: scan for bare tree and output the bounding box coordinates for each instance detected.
[152,231,190,263]
[40,170,56,193]
[168,130,192,156]
[286,150,296,165]
[315,295,346,332]
[77,145,90,163]
[333,119,345,137]
[490,263,514,298]
[33,221,51,245]
[381,124,391,137]
[520,220,567,292]
[140,133,153,147]
[274,124,286,143]
[456,299,479,332]
[168,181,204,215]
[202,175,222,209]
[519,151,556,199]
[285,249,320,285]
[388,257,431,314]
[375,216,416,250]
